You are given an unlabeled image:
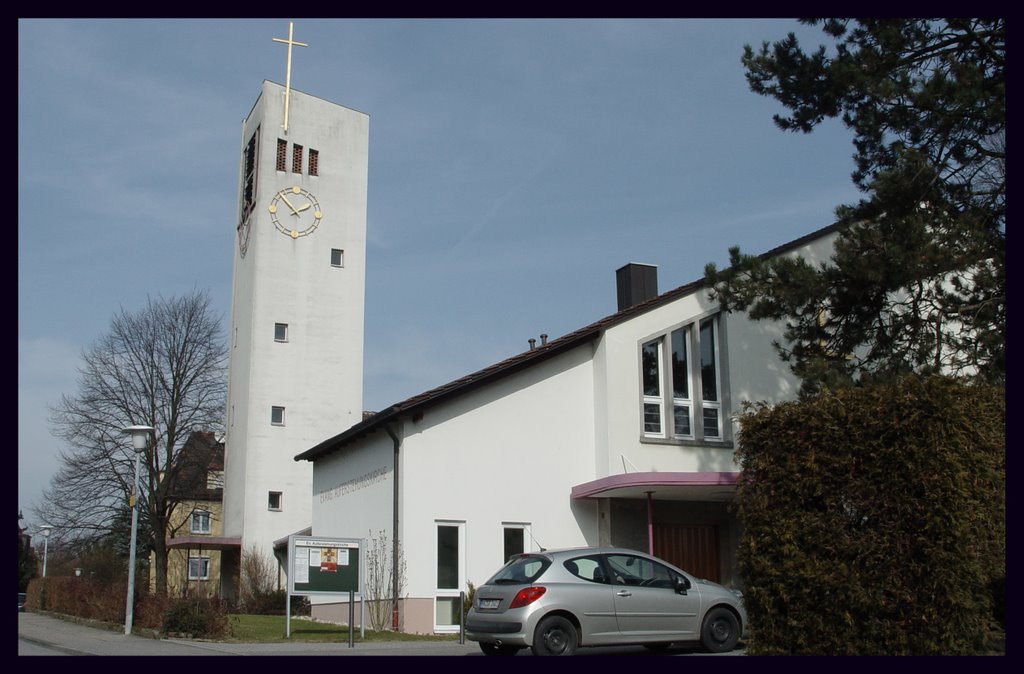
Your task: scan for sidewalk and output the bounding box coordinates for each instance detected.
[18,611,480,656]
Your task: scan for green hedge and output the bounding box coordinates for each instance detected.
[735,375,1004,655]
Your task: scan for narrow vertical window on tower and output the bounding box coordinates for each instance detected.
[274,323,288,342]
[331,249,344,268]
[271,406,286,426]
[268,492,283,511]
[308,148,319,176]
[240,128,259,225]
[292,144,303,173]
[276,138,287,171]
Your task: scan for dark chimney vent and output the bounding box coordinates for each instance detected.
[540,334,548,346]
[528,338,537,350]
[616,263,658,311]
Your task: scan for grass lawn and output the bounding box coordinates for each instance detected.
[226,614,462,643]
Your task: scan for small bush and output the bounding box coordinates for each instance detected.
[162,595,230,639]
[244,589,310,616]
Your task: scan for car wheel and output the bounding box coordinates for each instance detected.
[700,607,740,653]
[479,642,521,656]
[531,615,579,656]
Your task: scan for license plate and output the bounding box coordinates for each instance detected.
[479,598,500,610]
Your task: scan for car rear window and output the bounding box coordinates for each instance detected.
[486,554,551,584]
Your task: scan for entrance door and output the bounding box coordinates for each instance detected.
[653,524,720,582]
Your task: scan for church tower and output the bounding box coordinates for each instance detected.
[221,23,368,587]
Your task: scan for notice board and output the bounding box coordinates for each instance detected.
[288,536,362,595]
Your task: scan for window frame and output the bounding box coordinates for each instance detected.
[188,556,211,581]
[274,322,289,343]
[330,248,344,268]
[190,509,212,535]
[434,520,465,633]
[268,491,283,511]
[271,406,286,426]
[639,313,727,444]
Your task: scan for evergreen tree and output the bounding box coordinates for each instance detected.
[705,19,1004,395]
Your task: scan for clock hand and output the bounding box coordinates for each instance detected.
[280,194,301,216]
[293,203,311,214]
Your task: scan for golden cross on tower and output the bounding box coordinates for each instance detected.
[272,21,308,133]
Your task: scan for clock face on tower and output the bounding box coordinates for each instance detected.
[268,186,322,238]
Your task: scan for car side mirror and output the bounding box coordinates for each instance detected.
[675,576,691,594]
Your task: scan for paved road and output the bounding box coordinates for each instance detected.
[18,611,745,656]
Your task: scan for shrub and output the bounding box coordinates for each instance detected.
[162,595,230,639]
[735,375,1004,655]
[245,589,310,616]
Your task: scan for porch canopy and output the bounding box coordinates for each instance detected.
[166,536,241,551]
[571,471,739,556]
[571,471,738,502]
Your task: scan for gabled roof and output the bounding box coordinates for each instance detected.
[295,221,843,464]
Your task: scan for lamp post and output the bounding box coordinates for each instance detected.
[123,424,153,636]
[39,524,53,577]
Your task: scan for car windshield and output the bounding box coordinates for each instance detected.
[486,554,550,585]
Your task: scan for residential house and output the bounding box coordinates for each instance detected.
[154,431,233,597]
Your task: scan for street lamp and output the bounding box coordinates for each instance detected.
[123,424,153,636]
[39,524,53,577]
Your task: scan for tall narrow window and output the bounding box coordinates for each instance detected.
[700,317,721,438]
[271,406,286,426]
[331,249,344,268]
[642,339,662,434]
[503,525,527,563]
[435,522,465,632]
[671,327,692,437]
[276,138,287,171]
[308,148,319,176]
[240,128,259,225]
[268,491,283,511]
[292,144,303,173]
[274,323,288,342]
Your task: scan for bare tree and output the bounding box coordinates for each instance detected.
[36,289,226,595]
[364,529,406,631]
[239,543,277,611]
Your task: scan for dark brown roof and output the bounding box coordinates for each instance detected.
[170,431,225,500]
[295,221,844,464]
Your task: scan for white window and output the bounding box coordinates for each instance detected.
[502,523,531,564]
[435,521,465,633]
[190,510,211,534]
[331,248,344,268]
[271,406,285,426]
[274,323,288,342]
[641,314,724,442]
[268,491,282,511]
[188,556,210,581]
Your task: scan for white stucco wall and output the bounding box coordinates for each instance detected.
[223,81,368,560]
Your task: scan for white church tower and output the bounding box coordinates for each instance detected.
[221,23,368,592]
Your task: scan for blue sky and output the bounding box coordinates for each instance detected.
[18,18,861,527]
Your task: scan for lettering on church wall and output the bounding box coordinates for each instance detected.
[318,466,391,503]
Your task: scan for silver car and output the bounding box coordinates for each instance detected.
[466,546,746,656]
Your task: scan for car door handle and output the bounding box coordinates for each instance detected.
[616,590,632,597]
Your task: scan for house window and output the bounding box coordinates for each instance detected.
[274,323,288,342]
[268,491,282,511]
[276,138,287,171]
[191,510,212,534]
[331,249,344,268]
[435,521,465,632]
[188,556,210,581]
[641,314,724,442]
[308,148,319,176]
[292,144,303,173]
[503,523,529,563]
[271,406,286,426]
